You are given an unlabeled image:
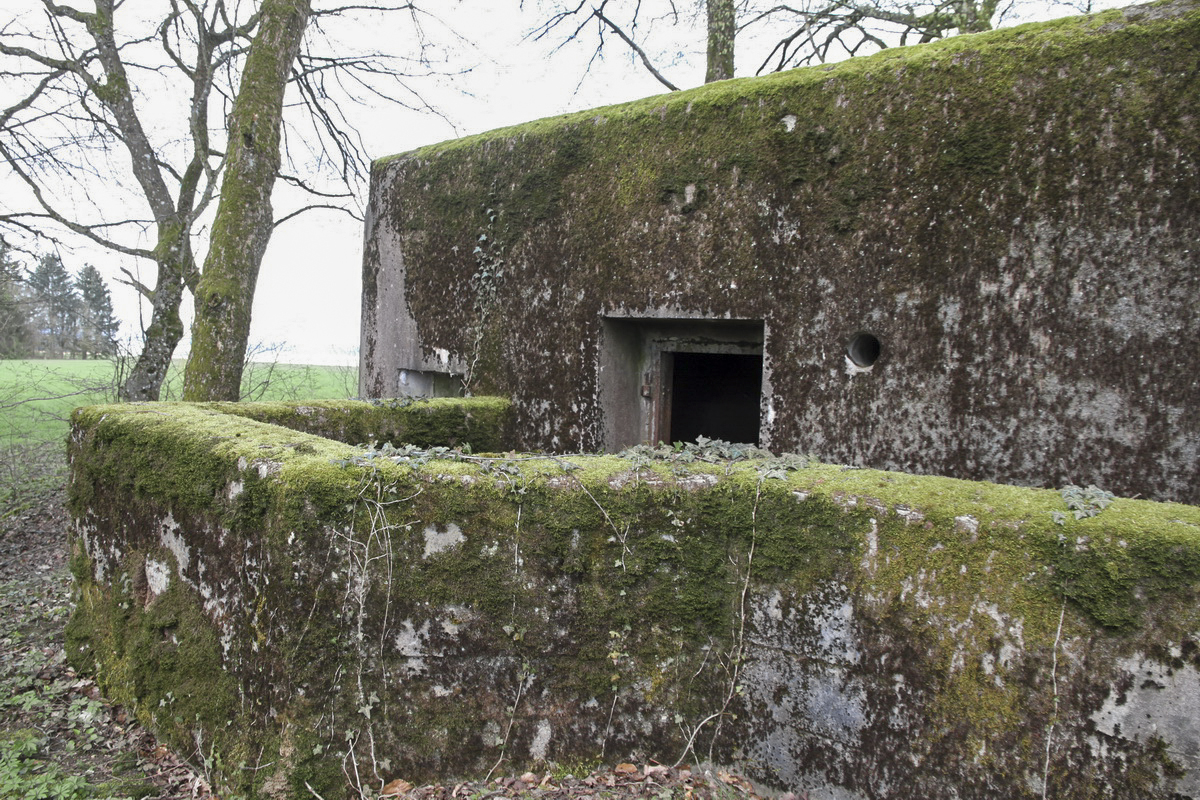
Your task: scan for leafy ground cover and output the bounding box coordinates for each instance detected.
[0,358,356,798]
[0,458,214,799]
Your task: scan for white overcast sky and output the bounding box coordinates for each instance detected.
[7,0,1126,366]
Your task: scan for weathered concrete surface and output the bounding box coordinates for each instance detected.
[195,397,512,450]
[361,0,1200,504]
[67,401,1200,799]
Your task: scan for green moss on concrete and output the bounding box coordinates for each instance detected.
[69,403,358,520]
[365,0,1200,504]
[203,396,513,450]
[379,3,1189,168]
[785,463,1200,629]
[65,544,249,792]
[68,398,512,527]
[66,401,1200,796]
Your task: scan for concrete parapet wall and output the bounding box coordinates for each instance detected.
[67,400,1200,798]
[195,397,512,450]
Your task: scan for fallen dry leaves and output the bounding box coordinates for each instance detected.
[378,762,806,800]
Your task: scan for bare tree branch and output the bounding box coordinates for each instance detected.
[0,153,158,258]
[745,0,1004,72]
[3,0,472,399]
[278,172,355,199]
[272,203,362,228]
[116,266,154,299]
[530,0,1029,89]
[593,6,681,91]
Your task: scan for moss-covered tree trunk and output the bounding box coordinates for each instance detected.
[705,0,736,83]
[120,233,189,401]
[182,0,312,401]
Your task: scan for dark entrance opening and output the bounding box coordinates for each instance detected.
[667,352,762,445]
[598,316,765,451]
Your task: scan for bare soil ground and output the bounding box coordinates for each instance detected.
[0,444,781,800]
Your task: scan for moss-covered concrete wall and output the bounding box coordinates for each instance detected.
[196,396,512,450]
[361,0,1200,504]
[68,400,1200,798]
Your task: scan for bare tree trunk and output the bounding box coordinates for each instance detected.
[706,0,736,83]
[84,0,190,401]
[6,1,440,402]
[183,0,312,402]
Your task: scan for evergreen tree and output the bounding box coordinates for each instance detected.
[26,254,80,358]
[75,265,120,358]
[0,240,32,358]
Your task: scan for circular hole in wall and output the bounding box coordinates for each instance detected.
[847,332,882,367]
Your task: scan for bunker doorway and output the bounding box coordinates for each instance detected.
[599,316,766,451]
[661,351,763,445]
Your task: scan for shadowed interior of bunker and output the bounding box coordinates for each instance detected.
[598,317,766,450]
[666,351,763,444]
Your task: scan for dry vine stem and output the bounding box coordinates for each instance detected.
[1041,598,1068,800]
[336,471,422,798]
[675,475,764,767]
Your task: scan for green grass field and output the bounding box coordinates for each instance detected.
[0,358,358,510]
[0,358,359,447]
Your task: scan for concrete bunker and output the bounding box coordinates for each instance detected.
[360,0,1200,504]
[58,2,1200,798]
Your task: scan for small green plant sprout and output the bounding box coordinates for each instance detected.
[337,444,582,484]
[620,437,772,465]
[756,452,817,481]
[1052,484,1116,525]
[620,438,816,476]
[0,730,93,800]
[607,627,631,684]
[358,691,380,719]
[339,441,456,469]
[365,396,418,409]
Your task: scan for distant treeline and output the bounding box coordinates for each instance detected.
[1,238,120,360]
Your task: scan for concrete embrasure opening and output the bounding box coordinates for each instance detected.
[399,368,464,397]
[847,332,882,368]
[599,316,765,450]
